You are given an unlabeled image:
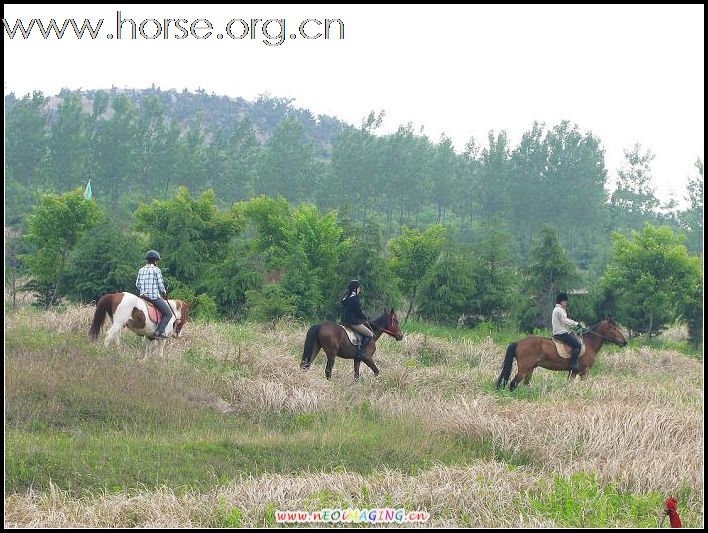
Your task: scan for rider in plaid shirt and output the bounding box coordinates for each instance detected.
[136,250,172,338]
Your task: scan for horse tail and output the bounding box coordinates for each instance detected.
[496,342,517,389]
[301,324,321,368]
[89,294,114,341]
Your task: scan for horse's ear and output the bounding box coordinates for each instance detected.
[390,308,395,315]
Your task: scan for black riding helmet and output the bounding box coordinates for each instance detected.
[556,292,569,304]
[146,250,161,262]
[348,280,361,292]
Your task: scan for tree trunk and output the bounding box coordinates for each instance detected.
[48,250,67,308]
[404,287,416,324]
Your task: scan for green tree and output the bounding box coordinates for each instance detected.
[389,224,447,322]
[258,114,315,202]
[471,221,520,321]
[517,225,578,332]
[5,91,49,221]
[610,144,660,233]
[239,197,349,318]
[63,219,145,303]
[338,220,402,318]
[679,157,703,253]
[418,246,477,325]
[600,224,702,337]
[22,189,103,307]
[133,187,244,288]
[48,93,90,192]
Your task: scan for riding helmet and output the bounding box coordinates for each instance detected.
[146,250,161,262]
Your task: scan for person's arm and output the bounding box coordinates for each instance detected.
[136,270,142,293]
[561,307,579,328]
[156,269,167,296]
[353,296,368,321]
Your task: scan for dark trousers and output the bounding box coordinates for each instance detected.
[553,332,581,356]
[153,297,172,334]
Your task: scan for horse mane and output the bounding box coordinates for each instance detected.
[369,313,389,331]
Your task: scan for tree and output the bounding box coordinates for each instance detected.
[430,134,459,223]
[22,189,103,307]
[610,144,660,233]
[338,220,402,318]
[258,114,315,202]
[62,219,145,303]
[239,197,350,318]
[517,225,578,332]
[600,224,702,337]
[389,224,447,322]
[133,187,244,288]
[679,157,703,253]
[418,246,477,325]
[48,93,90,192]
[5,91,49,221]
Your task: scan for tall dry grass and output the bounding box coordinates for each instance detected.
[5,305,704,527]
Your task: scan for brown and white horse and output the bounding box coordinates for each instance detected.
[89,292,191,356]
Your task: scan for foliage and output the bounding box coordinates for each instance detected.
[63,220,145,303]
[389,224,447,321]
[21,189,103,307]
[516,225,578,332]
[599,224,702,337]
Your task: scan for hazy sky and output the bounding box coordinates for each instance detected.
[4,4,704,205]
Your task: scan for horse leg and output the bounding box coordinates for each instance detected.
[104,322,122,349]
[361,355,380,376]
[523,367,535,386]
[158,338,166,358]
[510,361,534,391]
[325,353,336,381]
[354,359,361,381]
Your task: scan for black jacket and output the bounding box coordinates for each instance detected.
[341,292,368,325]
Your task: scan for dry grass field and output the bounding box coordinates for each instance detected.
[4,304,703,527]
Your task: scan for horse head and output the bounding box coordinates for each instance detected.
[384,308,404,341]
[597,317,628,347]
[172,300,191,337]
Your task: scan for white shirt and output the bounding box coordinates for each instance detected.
[552,304,579,335]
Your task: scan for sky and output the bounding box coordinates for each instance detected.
[4,4,704,206]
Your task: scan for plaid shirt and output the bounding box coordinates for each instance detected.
[136,264,166,300]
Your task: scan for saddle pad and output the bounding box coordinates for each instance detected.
[552,337,586,359]
[340,325,361,346]
[145,302,162,325]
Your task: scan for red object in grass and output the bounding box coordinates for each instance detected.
[665,497,682,528]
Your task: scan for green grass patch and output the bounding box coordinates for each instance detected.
[6,338,517,496]
[528,472,668,527]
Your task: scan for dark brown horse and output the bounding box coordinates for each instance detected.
[300,309,404,380]
[496,319,628,390]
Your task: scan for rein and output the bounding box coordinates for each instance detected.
[368,319,397,337]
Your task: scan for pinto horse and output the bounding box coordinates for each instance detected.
[89,292,191,356]
[496,319,628,390]
[300,309,404,380]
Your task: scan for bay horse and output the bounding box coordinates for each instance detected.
[300,309,404,380]
[496,319,628,390]
[89,292,191,357]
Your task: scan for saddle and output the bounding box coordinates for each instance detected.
[139,295,163,325]
[340,324,365,346]
[552,336,586,359]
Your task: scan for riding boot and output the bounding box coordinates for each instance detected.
[569,348,580,373]
[356,335,372,361]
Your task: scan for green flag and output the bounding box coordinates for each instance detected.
[84,179,92,200]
